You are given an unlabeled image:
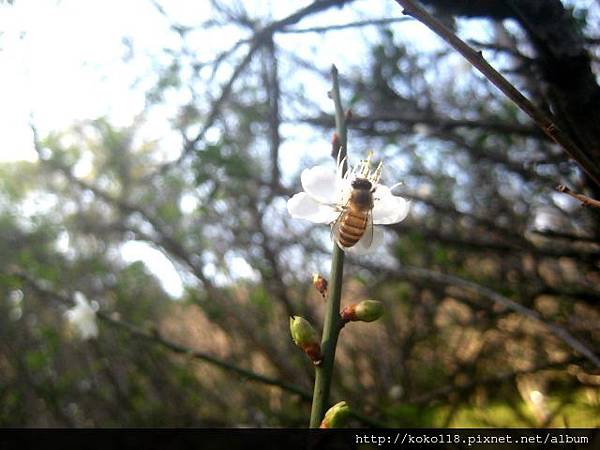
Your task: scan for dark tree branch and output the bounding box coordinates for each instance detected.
[391,222,600,264]
[409,356,585,404]
[393,0,600,187]
[280,16,411,34]
[369,264,600,368]
[466,39,534,61]
[262,35,282,190]
[529,229,599,244]
[504,1,600,164]
[297,112,545,138]
[11,269,312,401]
[416,0,513,19]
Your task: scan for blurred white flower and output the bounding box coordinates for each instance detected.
[287,153,409,254]
[65,292,99,340]
[388,384,404,400]
[413,123,433,136]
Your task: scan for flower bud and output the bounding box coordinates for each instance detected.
[341,300,384,323]
[290,316,322,365]
[312,273,328,299]
[331,133,341,159]
[320,401,351,428]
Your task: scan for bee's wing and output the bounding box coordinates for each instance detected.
[360,209,375,249]
[331,208,348,247]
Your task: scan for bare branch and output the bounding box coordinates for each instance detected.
[394,0,600,187]
[280,17,411,34]
[297,113,545,138]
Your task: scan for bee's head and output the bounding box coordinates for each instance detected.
[351,178,372,190]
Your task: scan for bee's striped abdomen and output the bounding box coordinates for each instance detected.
[338,210,368,248]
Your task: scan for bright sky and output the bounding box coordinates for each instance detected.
[0,0,172,160]
[0,0,468,297]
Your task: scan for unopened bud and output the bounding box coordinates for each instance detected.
[320,401,351,428]
[341,300,384,323]
[312,273,328,299]
[331,132,341,159]
[290,316,323,365]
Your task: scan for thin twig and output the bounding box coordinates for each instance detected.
[393,0,600,187]
[280,17,410,34]
[297,112,544,138]
[152,0,356,178]
[308,64,348,428]
[556,184,600,209]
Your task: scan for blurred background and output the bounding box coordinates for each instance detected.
[1,0,599,427]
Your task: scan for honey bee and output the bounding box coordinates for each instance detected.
[332,154,382,250]
[333,178,375,249]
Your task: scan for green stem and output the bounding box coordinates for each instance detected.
[309,65,347,428]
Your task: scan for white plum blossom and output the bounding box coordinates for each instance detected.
[287,152,410,254]
[65,292,99,340]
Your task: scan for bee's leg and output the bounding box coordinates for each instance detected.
[371,186,380,201]
[321,202,343,211]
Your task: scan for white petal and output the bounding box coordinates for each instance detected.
[345,226,385,255]
[301,165,338,204]
[372,185,410,225]
[287,192,338,224]
[74,291,87,306]
[336,177,353,206]
[81,321,99,339]
[65,295,99,340]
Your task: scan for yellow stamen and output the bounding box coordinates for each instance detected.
[352,152,384,184]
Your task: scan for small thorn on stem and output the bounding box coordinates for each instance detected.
[312,273,329,299]
[331,133,341,159]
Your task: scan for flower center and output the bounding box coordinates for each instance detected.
[352,151,383,185]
